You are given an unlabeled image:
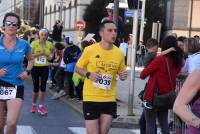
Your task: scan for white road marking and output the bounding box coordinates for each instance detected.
[69,127,87,134]
[131,129,140,134]
[4,126,37,134]
[69,127,139,134]
[131,128,161,134]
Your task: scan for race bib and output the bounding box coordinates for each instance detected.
[93,74,113,90]
[0,86,17,100]
[35,56,46,65]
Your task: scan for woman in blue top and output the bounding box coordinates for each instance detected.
[0,12,32,134]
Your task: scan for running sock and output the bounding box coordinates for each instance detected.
[39,104,43,108]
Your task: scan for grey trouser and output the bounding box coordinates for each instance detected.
[144,108,170,134]
[54,67,65,92]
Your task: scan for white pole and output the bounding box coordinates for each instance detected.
[128,5,139,116]
[152,22,158,39]
[139,0,146,42]
[157,21,162,43]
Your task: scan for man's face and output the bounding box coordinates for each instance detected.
[100,23,117,44]
[147,46,158,53]
[107,9,113,16]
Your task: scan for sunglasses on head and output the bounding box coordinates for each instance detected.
[4,21,18,27]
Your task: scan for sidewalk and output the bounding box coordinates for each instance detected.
[47,67,144,129]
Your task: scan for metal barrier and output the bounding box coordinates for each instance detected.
[169,75,188,134]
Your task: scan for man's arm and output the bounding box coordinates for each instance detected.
[160,47,175,55]
[173,69,200,128]
[75,66,101,82]
[75,66,87,78]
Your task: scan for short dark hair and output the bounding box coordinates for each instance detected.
[55,42,64,50]
[81,40,90,50]
[177,36,186,42]
[99,20,115,32]
[3,12,21,28]
[146,38,158,48]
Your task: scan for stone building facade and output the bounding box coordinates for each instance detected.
[0,0,38,26]
[43,0,92,42]
[165,0,200,36]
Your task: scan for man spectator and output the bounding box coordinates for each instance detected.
[119,38,128,65]
[101,3,124,46]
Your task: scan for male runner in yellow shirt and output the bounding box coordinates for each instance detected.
[75,20,127,134]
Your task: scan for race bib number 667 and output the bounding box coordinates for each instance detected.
[93,74,113,90]
[0,86,17,100]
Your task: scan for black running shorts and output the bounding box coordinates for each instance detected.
[83,101,117,120]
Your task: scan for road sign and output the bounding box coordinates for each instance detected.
[124,9,142,19]
[76,20,85,30]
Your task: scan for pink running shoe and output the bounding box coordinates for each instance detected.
[38,106,48,116]
[30,104,37,113]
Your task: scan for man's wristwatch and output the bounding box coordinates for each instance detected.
[26,70,31,75]
[86,72,91,79]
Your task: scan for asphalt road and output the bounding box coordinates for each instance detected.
[13,78,142,134]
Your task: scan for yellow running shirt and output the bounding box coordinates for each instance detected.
[76,43,126,102]
[31,40,54,66]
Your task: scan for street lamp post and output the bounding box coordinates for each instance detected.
[39,0,45,28]
[128,1,139,116]
[139,0,146,42]
[113,0,119,27]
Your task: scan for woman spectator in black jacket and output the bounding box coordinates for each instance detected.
[51,20,63,43]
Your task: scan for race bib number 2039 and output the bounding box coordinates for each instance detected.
[93,74,113,90]
[0,86,17,100]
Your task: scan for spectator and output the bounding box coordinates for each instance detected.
[181,38,200,74]
[140,36,184,134]
[51,20,63,43]
[63,36,81,99]
[72,40,91,100]
[177,36,187,51]
[49,42,64,90]
[139,38,175,134]
[136,41,146,66]
[194,35,200,43]
[119,38,128,65]
[101,3,124,46]
[50,40,68,100]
